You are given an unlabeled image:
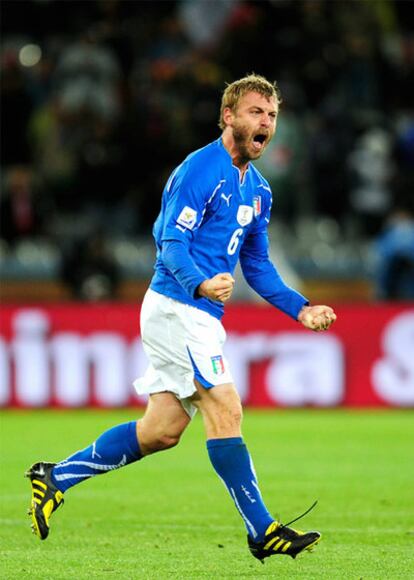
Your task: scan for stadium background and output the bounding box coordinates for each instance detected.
[1,0,413,407]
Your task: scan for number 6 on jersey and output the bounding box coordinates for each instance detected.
[227,228,244,255]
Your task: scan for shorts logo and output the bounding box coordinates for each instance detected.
[253,195,261,217]
[211,355,225,375]
[237,205,253,226]
[177,206,197,230]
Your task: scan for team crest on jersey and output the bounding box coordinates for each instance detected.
[211,355,225,375]
[253,195,261,217]
[177,206,197,230]
[237,205,253,226]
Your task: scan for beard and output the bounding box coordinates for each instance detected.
[232,120,270,161]
[232,121,255,161]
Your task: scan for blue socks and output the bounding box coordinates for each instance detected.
[207,437,274,542]
[51,421,142,492]
[50,425,272,543]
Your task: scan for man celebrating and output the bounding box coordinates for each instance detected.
[27,74,336,563]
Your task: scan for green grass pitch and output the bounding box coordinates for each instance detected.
[1,409,413,579]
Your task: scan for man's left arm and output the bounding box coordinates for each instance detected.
[239,231,336,332]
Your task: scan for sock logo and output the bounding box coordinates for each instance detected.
[241,485,257,504]
[92,442,102,459]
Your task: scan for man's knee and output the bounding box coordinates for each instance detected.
[193,382,243,437]
[137,419,186,455]
[145,432,181,453]
[137,392,191,455]
[230,400,243,425]
[217,398,243,429]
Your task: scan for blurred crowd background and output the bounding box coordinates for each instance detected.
[1,0,414,302]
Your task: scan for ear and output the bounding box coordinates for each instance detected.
[222,107,234,127]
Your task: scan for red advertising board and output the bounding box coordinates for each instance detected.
[0,303,413,408]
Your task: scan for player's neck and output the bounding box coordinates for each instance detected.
[221,133,249,181]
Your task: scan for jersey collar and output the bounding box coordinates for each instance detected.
[218,137,250,184]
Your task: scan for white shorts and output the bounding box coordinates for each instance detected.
[133,289,233,418]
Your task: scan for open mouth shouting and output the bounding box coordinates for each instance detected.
[232,121,273,162]
[251,133,268,154]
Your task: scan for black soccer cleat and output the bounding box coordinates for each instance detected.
[248,521,321,561]
[25,462,64,540]
[248,501,321,562]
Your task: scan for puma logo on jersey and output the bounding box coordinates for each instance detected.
[221,193,232,206]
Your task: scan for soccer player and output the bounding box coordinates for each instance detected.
[26,74,336,563]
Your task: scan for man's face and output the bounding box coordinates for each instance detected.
[226,91,278,161]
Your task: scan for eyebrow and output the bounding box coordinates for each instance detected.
[249,106,277,115]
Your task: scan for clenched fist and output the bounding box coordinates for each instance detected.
[198,273,235,303]
[298,305,337,332]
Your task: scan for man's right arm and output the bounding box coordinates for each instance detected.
[162,240,234,303]
[161,239,206,299]
[160,150,235,303]
[198,273,235,303]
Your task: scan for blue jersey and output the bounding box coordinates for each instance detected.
[150,138,308,320]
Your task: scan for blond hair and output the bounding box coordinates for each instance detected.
[219,73,281,130]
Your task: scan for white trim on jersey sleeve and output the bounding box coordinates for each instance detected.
[196,179,226,229]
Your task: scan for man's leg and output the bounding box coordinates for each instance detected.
[137,392,192,455]
[191,380,321,561]
[191,380,274,541]
[26,393,190,539]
